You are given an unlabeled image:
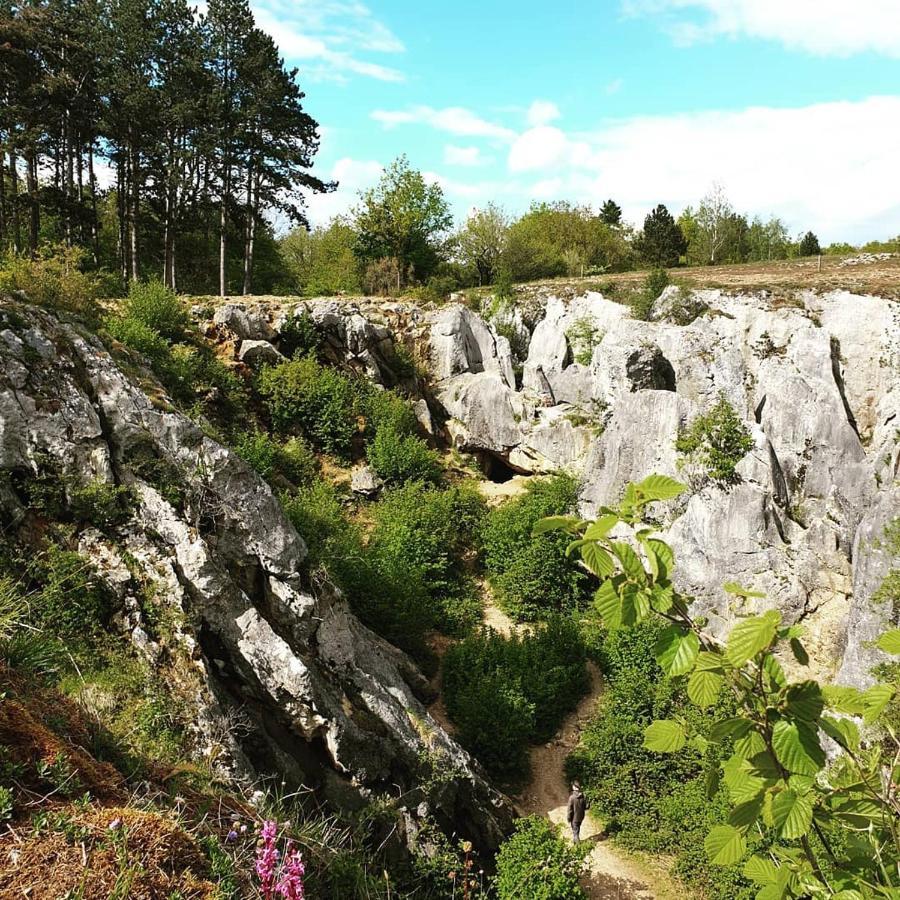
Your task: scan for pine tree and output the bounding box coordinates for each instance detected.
[636,204,686,268]
[599,198,622,226]
[799,230,821,257]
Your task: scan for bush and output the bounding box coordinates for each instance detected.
[68,479,135,529]
[565,622,750,899]
[361,388,418,436]
[233,430,318,487]
[105,315,170,362]
[0,244,101,316]
[120,279,189,341]
[494,816,586,900]
[280,308,321,359]
[443,618,588,775]
[632,268,669,321]
[29,546,113,645]
[366,425,442,486]
[258,357,361,457]
[675,393,753,483]
[480,476,592,621]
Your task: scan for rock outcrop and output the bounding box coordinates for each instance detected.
[224,288,898,686]
[0,300,513,854]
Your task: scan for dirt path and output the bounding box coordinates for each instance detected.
[515,663,669,900]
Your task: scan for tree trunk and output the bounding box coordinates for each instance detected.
[0,153,6,252]
[241,160,254,295]
[87,142,100,264]
[219,161,229,297]
[163,137,176,289]
[117,153,128,283]
[128,134,139,282]
[25,150,38,255]
[8,151,21,254]
[76,137,85,247]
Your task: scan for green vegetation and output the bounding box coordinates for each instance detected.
[547,473,900,899]
[479,475,592,621]
[676,394,754,483]
[566,316,603,365]
[442,619,589,776]
[233,429,318,487]
[258,355,362,457]
[494,816,587,899]
[635,205,687,268]
[632,267,670,320]
[366,423,442,486]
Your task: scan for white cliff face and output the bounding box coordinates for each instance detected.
[0,300,513,852]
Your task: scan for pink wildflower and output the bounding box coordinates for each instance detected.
[255,819,280,900]
[276,842,306,900]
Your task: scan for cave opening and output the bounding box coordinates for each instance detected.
[478,451,519,483]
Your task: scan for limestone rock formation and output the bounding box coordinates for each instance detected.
[0,300,513,853]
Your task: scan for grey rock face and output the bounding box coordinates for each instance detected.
[214,303,277,341]
[238,339,286,367]
[0,300,513,853]
[350,464,383,497]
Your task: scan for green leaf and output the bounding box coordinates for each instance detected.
[784,681,825,722]
[655,626,700,677]
[789,637,809,666]
[649,582,674,613]
[704,824,747,866]
[637,473,686,501]
[742,855,778,886]
[876,629,900,655]
[643,719,686,753]
[762,654,787,690]
[733,729,767,761]
[862,683,895,725]
[771,789,813,839]
[610,541,647,584]
[620,583,651,625]
[710,717,752,743]
[646,538,675,579]
[722,755,766,804]
[688,669,723,708]
[533,515,579,536]
[772,719,825,776]
[819,716,860,751]
[580,542,616,577]
[704,764,721,800]
[748,751,782,781]
[822,685,867,716]
[594,579,622,629]
[723,581,766,599]
[583,514,619,541]
[728,795,764,830]
[695,651,726,672]
[726,611,781,667]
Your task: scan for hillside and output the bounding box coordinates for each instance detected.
[1,269,898,898]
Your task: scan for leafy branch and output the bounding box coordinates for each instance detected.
[537,474,900,899]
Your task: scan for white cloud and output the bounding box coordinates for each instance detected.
[624,0,900,56]
[526,100,561,127]
[305,157,384,224]
[444,145,488,166]
[505,95,900,243]
[251,0,405,82]
[371,106,516,140]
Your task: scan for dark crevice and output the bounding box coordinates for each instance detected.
[754,394,766,424]
[477,450,521,483]
[829,336,861,441]
[766,441,790,508]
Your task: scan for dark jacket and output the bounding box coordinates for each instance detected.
[567,789,586,825]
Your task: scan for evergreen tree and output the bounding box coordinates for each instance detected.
[799,230,821,256]
[636,204,686,268]
[599,198,622,226]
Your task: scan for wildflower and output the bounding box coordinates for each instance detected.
[240,824,248,834]
[255,820,279,900]
[108,818,122,831]
[276,842,306,900]
[226,829,238,843]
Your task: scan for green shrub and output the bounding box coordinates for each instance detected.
[0,244,101,316]
[280,308,321,359]
[258,357,361,457]
[632,268,669,320]
[361,388,418,437]
[566,317,602,365]
[494,816,586,900]
[120,279,189,340]
[68,479,135,529]
[29,546,113,644]
[105,315,170,362]
[280,479,352,571]
[233,430,318,487]
[480,476,592,621]
[675,393,753,483]
[443,619,588,775]
[367,425,442,486]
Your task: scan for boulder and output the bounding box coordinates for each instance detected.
[238,339,285,367]
[350,464,382,497]
[213,303,277,341]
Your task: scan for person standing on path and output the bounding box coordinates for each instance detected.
[567,782,587,843]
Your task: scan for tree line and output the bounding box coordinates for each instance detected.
[282,161,900,300]
[0,0,328,295]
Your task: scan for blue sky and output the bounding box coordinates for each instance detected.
[251,0,900,243]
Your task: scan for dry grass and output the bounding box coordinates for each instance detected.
[1,805,216,900]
